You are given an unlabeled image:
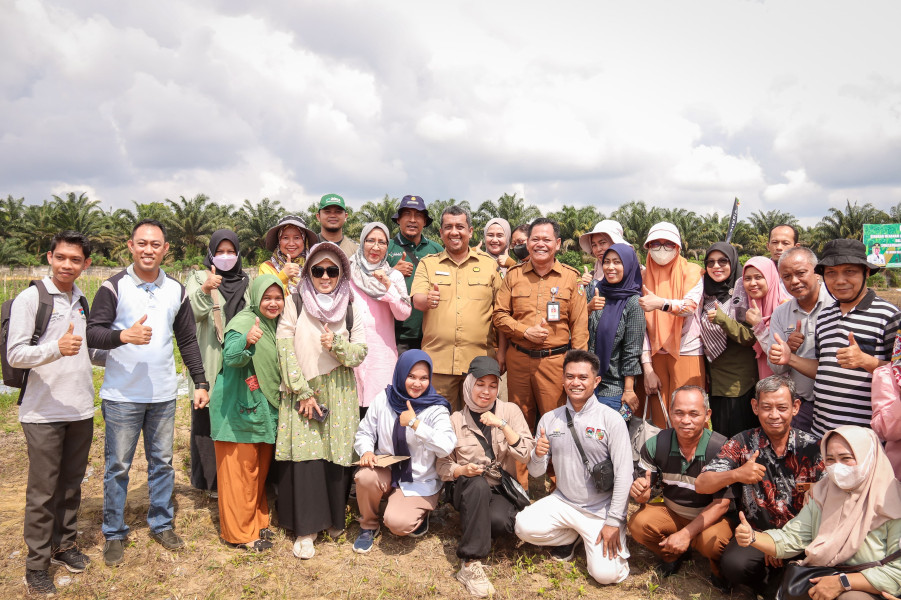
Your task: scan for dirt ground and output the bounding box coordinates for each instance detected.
[0,399,757,600]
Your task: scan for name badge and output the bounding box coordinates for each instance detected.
[435,270,451,276]
[547,286,560,322]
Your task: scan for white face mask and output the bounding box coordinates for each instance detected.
[649,247,678,266]
[826,463,867,491]
[316,293,335,309]
[212,253,239,271]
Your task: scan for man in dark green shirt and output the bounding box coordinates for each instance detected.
[385,195,443,353]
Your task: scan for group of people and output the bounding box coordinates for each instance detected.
[8,191,901,599]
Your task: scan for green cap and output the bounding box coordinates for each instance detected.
[319,193,346,211]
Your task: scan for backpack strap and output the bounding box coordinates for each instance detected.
[17,280,55,405]
[654,428,673,472]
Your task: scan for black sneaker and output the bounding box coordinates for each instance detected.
[654,551,690,578]
[408,513,429,538]
[150,529,185,551]
[103,539,125,567]
[259,528,276,542]
[51,546,90,573]
[24,569,56,595]
[550,536,583,562]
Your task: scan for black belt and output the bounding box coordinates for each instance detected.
[512,343,570,358]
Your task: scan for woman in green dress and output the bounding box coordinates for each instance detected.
[209,274,284,552]
[275,243,368,560]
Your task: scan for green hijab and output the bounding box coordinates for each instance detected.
[225,274,284,407]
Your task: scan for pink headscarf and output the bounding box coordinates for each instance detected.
[744,256,790,362]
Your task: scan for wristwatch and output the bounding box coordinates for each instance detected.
[662,300,671,312]
[497,419,508,429]
[838,573,851,591]
[196,382,210,391]
[408,418,419,429]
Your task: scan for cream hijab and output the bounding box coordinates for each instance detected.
[803,426,901,566]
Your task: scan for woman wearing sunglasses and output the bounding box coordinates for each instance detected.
[274,243,368,560]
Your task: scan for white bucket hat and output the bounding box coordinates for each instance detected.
[643,222,682,249]
[579,220,627,254]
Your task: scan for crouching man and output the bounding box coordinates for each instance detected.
[628,385,733,592]
[514,350,631,584]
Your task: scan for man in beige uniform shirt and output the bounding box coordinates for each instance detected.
[412,205,500,410]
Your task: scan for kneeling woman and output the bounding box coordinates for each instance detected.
[353,350,456,553]
[210,274,284,552]
[736,426,901,599]
[437,356,535,597]
[275,244,368,559]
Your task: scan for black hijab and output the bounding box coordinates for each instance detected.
[703,242,740,303]
[203,229,249,322]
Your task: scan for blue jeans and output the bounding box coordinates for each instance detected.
[102,399,176,539]
[596,394,622,411]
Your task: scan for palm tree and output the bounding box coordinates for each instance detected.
[746,210,800,240]
[424,198,472,241]
[610,201,662,251]
[546,205,602,251]
[236,198,285,263]
[21,201,58,256]
[357,195,400,238]
[163,194,220,259]
[51,192,105,238]
[0,195,26,238]
[810,200,890,252]
[475,193,542,230]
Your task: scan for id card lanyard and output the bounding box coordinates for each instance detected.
[547,286,560,322]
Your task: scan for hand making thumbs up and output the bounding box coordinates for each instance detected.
[638,285,663,313]
[245,317,263,348]
[589,287,606,312]
[395,251,413,277]
[768,333,792,365]
[426,282,440,309]
[736,450,766,484]
[735,511,755,547]
[524,318,550,344]
[320,321,335,350]
[399,400,417,427]
[786,319,805,352]
[630,469,653,502]
[202,265,222,294]
[58,322,83,356]
[535,427,550,457]
[836,331,870,370]
[581,265,593,286]
[122,315,152,345]
[281,252,300,280]
[745,298,762,327]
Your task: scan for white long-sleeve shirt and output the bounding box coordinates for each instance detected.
[354,390,456,497]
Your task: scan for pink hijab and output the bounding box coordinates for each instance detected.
[744,256,790,365]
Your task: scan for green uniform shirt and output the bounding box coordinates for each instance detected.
[386,233,443,344]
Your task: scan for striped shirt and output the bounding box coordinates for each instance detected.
[812,289,901,437]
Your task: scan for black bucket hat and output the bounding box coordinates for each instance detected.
[814,239,880,276]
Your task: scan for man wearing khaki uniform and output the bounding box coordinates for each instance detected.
[412,205,500,410]
[493,218,588,454]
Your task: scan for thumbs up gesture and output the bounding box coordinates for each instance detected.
[787,319,805,352]
[768,333,792,365]
[524,317,550,344]
[581,265,593,286]
[281,252,300,280]
[735,511,755,547]
[836,331,871,370]
[122,314,152,345]
[399,400,417,427]
[202,265,222,294]
[320,321,335,350]
[589,287,606,312]
[245,317,263,348]
[395,251,414,277]
[535,427,550,457]
[736,450,766,484]
[425,282,440,310]
[745,298,762,327]
[58,322,83,356]
[638,285,664,312]
[630,469,653,502]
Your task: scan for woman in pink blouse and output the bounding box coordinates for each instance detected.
[349,222,413,417]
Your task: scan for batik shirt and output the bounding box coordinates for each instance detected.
[701,427,824,530]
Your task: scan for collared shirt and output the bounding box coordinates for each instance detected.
[386,233,443,343]
[702,427,825,530]
[767,282,831,401]
[812,289,901,437]
[639,428,733,520]
[322,235,359,258]
[410,247,500,375]
[493,259,589,350]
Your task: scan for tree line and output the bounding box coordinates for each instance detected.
[0,192,897,269]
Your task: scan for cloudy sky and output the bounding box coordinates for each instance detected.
[2,0,899,225]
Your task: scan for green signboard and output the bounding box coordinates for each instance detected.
[863,223,901,268]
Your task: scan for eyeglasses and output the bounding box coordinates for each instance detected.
[705,258,730,267]
[648,241,677,251]
[311,266,340,278]
[363,238,388,248]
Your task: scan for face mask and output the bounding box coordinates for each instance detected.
[512,244,529,260]
[649,247,678,266]
[316,293,335,309]
[826,462,867,491]
[212,253,239,271]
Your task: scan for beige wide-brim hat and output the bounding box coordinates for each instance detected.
[579,220,627,254]
[264,216,319,253]
[643,221,682,249]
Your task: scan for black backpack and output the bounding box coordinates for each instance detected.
[1,280,89,404]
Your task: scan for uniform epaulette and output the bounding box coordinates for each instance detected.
[560,263,582,276]
[505,262,526,273]
[471,248,495,259]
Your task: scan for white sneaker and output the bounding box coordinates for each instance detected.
[292,534,315,560]
[455,560,495,597]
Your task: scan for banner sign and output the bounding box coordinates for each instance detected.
[863,223,901,268]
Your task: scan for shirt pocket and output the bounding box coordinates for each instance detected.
[434,276,453,304]
[467,274,493,302]
[554,287,573,319]
[233,388,270,433]
[511,280,533,314]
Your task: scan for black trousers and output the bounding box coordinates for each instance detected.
[189,405,217,492]
[719,537,800,595]
[22,418,93,570]
[452,475,518,561]
[710,387,756,439]
[277,459,351,536]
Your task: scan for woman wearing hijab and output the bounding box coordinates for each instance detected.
[209,274,284,552]
[639,222,705,426]
[437,356,534,598]
[258,215,319,295]
[186,229,251,495]
[742,256,791,379]
[483,218,516,276]
[275,243,368,560]
[587,244,645,415]
[579,220,628,286]
[349,222,412,417]
[735,426,901,599]
[352,350,456,554]
[697,242,758,438]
